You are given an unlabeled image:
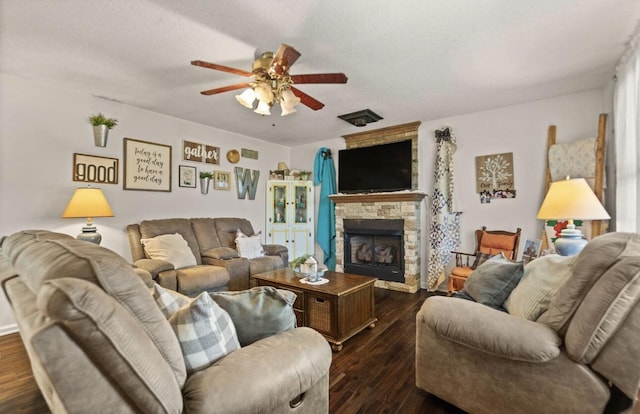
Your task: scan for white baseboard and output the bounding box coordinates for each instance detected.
[0,323,18,336]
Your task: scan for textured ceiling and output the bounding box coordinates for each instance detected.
[1,0,639,146]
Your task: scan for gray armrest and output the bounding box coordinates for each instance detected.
[263,243,287,255]
[132,258,174,277]
[183,327,331,413]
[418,296,561,362]
[202,247,239,260]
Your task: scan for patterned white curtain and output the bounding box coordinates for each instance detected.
[614,25,640,233]
[427,127,461,290]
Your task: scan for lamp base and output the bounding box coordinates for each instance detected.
[553,225,586,256]
[77,225,102,245]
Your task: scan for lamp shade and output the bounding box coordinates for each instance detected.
[536,178,610,221]
[235,88,256,109]
[62,188,114,219]
[537,178,609,256]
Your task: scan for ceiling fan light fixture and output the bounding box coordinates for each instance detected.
[254,82,274,104]
[235,88,256,109]
[280,103,297,116]
[255,100,272,116]
[282,89,301,107]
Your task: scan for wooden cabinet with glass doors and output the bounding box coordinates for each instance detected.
[266,180,314,260]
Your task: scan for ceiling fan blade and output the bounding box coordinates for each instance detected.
[269,44,301,77]
[291,87,325,110]
[200,82,251,96]
[290,73,348,84]
[191,60,252,77]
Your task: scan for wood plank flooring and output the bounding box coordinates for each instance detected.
[2,288,635,413]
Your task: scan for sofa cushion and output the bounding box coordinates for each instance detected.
[213,218,256,249]
[139,218,202,265]
[565,253,640,364]
[37,277,184,413]
[248,256,285,276]
[538,232,640,334]
[0,230,187,387]
[504,254,578,321]
[141,233,198,269]
[210,286,296,346]
[235,229,264,259]
[464,253,524,309]
[167,292,240,374]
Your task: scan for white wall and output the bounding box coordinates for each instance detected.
[0,72,607,333]
[293,89,607,288]
[0,73,290,333]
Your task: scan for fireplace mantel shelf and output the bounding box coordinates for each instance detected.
[329,192,427,204]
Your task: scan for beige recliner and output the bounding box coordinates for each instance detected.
[417,232,640,414]
[1,230,330,414]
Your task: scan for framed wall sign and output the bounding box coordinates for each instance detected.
[182,140,220,165]
[178,165,197,188]
[123,138,172,192]
[72,153,119,184]
[214,170,231,190]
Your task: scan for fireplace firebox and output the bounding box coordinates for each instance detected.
[343,219,404,282]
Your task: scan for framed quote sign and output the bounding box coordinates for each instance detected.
[123,138,172,192]
[72,153,119,184]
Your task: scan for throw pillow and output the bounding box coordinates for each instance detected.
[504,254,578,321]
[141,233,198,269]
[151,283,190,318]
[471,252,493,269]
[210,286,297,346]
[168,292,240,374]
[464,253,524,310]
[234,229,264,259]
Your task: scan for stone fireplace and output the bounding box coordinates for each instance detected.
[330,192,425,293]
[344,218,404,283]
[330,121,424,293]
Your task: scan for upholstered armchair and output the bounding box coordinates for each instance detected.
[418,232,640,414]
[448,226,521,294]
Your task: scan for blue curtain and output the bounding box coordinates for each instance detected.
[314,147,336,270]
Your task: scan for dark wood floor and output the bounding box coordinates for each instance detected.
[0,288,461,413]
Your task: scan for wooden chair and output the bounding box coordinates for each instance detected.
[447,226,522,294]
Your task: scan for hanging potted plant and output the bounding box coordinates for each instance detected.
[199,171,213,194]
[89,113,118,147]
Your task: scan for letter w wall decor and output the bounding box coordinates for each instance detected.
[235,167,260,200]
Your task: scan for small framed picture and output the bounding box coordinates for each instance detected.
[214,170,231,190]
[522,238,542,265]
[178,165,197,188]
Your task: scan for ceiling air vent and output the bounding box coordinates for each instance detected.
[338,109,383,127]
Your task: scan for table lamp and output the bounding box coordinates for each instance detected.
[536,177,610,256]
[61,187,114,244]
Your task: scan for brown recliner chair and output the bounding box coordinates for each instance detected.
[447,226,521,294]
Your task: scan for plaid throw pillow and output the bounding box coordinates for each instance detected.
[168,292,240,374]
[152,283,190,318]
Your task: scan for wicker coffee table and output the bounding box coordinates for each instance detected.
[252,268,377,351]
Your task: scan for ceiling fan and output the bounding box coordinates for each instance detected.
[191,43,348,116]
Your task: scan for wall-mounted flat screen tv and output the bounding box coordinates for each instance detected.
[338,139,412,194]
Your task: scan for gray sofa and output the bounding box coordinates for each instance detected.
[127,217,288,295]
[1,229,331,414]
[416,232,640,414]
